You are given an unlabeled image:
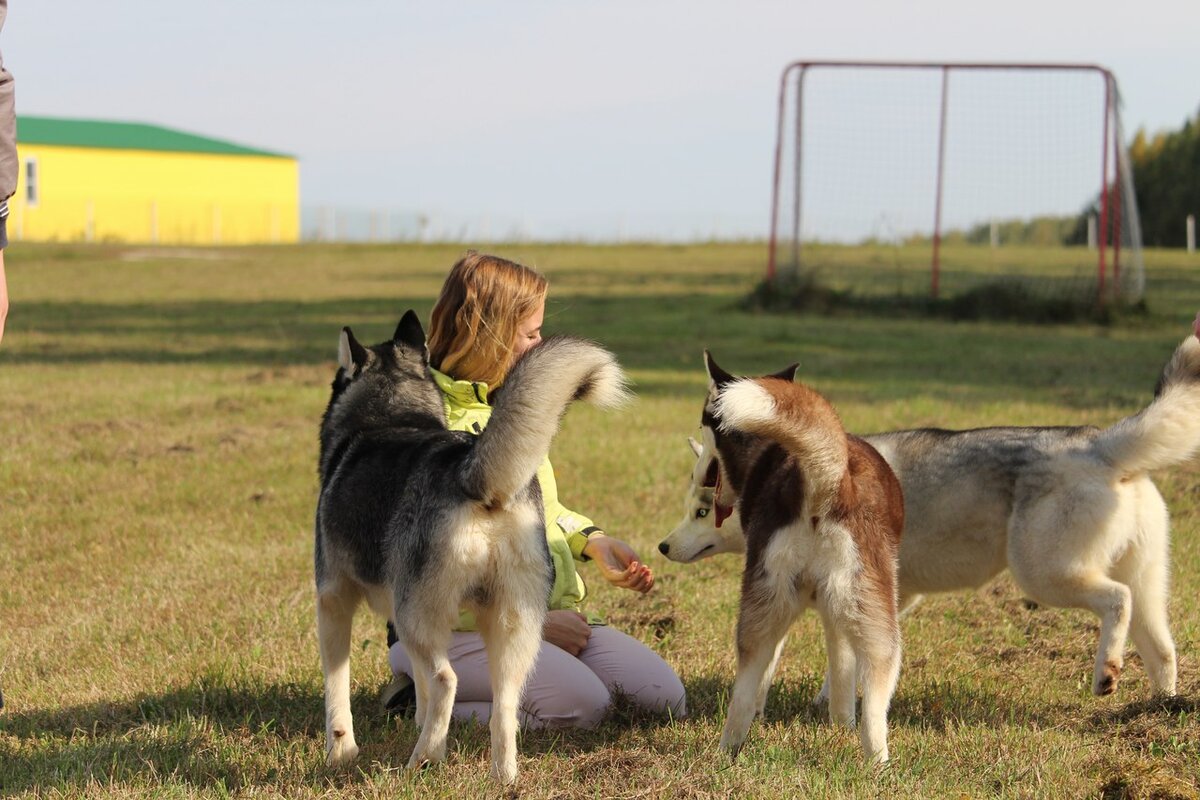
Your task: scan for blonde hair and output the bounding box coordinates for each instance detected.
[427,251,548,388]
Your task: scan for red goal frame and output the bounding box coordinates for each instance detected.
[766,61,1136,303]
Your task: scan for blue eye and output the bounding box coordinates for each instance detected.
[696,508,709,518]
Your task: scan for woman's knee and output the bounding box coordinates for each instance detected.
[627,663,687,719]
[524,667,612,729]
[580,627,687,719]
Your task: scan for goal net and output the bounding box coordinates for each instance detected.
[767,62,1144,306]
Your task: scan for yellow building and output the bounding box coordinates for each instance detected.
[10,116,299,245]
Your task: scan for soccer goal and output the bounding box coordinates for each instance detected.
[767,61,1144,306]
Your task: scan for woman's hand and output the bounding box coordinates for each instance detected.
[543,609,592,656]
[582,534,654,594]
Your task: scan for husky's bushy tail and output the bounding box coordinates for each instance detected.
[1096,319,1200,475]
[714,377,848,515]
[460,336,631,508]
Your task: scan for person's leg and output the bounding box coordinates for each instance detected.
[0,248,9,345]
[576,626,687,719]
[389,632,612,729]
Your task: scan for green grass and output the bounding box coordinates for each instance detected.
[2,242,1200,799]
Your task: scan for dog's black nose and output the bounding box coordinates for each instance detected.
[657,542,669,555]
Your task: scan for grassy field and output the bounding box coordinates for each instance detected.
[2,242,1200,799]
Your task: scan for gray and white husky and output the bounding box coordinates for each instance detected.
[662,320,1200,699]
[702,353,904,764]
[315,311,629,784]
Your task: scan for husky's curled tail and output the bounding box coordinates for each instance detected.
[462,336,631,508]
[713,375,849,517]
[1097,324,1200,475]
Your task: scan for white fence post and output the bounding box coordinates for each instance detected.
[1087,215,1097,250]
[1188,214,1196,254]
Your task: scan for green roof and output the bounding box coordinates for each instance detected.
[16,115,292,158]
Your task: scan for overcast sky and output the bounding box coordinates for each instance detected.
[5,1,1198,240]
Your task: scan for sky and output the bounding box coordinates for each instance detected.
[5,1,1199,241]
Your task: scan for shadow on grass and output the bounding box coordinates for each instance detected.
[0,680,330,794]
[744,269,1152,325]
[677,671,1056,732]
[0,293,1181,411]
[0,677,686,794]
[1084,693,1200,728]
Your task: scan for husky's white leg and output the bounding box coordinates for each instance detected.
[1127,572,1176,695]
[1118,516,1176,695]
[755,635,788,716]
[813,670,831,707]
[1020,567,1132,696]
[402,625,456,769]
[410,654,430,731]
[1012,487,1136,696]
[1078,576,1132,696]
[317,585,361,767]
[477,603,543,785]
[720,603,793,759]
[856,635,900,764]
[815,595,910,710]
[828,591,915,722]
[813,670,832,708]
[822,619,857,729]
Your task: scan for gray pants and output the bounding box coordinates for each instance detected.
[388,625,687,729]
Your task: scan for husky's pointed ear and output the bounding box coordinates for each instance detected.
[392,310,426,351]
[688,436,703,458]
[704,350,734,387]
[769,363,799,382]
[338,327,368,372]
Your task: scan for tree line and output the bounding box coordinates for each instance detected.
[1128,105,1200,247]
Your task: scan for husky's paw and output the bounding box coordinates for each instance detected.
[1094,661,1122,696]
[325,730,360,767]
[754,690,770,718]
[406,743,447,770]
[830,708,857,729]
[718,733,745,761]
[489,758,519,785]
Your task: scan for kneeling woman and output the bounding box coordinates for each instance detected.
[385,251,687,729]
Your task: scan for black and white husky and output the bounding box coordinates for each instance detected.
[314,311,629,784]
[663,319,1200,699]
[702,353,904,764]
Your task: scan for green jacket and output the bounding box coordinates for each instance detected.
[432,368,602,630]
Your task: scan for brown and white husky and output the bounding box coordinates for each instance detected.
[701,352,904,764]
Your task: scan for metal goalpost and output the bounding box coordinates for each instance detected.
[765,61,1145,306]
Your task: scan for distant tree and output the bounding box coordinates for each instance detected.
[961,216,1076,246]
[1128,106,1200,247]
